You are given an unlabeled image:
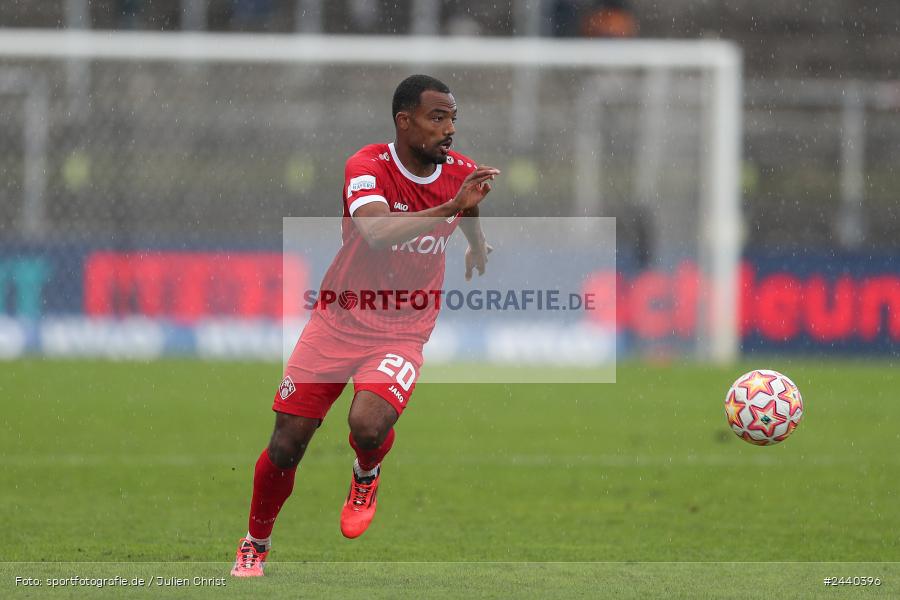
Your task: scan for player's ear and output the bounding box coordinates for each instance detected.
[395,111,410,131]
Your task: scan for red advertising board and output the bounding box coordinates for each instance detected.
[83,252,306,323]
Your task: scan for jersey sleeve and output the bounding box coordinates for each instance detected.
[343,155,389,217]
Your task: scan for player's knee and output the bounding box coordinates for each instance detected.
[267,430,308,468]
[347,417,385,450]
[267,413,318,468]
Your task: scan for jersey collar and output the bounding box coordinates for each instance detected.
[388,142,442,185]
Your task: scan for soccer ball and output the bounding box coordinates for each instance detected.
[725,369,803,445]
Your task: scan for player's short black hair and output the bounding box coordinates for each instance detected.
[392,74,451,121]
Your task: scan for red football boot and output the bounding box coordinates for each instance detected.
[340,468,380,539]
[230,537,269,577]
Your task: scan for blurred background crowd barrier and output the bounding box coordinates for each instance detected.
[0,0,897,361]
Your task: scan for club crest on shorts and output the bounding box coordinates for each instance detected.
[278,376,296,400]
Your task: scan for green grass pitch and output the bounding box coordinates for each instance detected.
[1,359,898,598]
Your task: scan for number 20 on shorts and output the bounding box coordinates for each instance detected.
[376,353,416,392]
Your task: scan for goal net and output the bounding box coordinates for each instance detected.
[0,30,741,365]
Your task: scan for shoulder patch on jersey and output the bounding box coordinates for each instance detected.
[347,174,376,198]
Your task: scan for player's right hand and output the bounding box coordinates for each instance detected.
[452,166,500,211]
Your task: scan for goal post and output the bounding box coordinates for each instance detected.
[0,29,742,364]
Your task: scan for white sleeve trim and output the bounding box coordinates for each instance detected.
[349,194,388,217]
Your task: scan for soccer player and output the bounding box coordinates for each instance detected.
[231,74,500,577]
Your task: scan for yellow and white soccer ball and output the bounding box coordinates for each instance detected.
[725,369,803,445]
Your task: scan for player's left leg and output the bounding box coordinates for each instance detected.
[340,346,422,538]
[339,391,399,539]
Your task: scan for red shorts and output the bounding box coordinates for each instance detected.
[272,317,424,421]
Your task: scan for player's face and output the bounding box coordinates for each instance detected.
[406,90,457,165]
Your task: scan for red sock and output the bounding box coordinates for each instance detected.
[247,448,297,540]
[349,428,396,472]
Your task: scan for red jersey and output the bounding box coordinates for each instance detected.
[312,141,477,345]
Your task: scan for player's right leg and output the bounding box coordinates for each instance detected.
[232,411,318,577]
[232,318,350,577]
[232,382,346,577]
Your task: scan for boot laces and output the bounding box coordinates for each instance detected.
[236,540,264,569]
[351,482,373,507]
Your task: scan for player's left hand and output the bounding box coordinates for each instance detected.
[465,243,493,281]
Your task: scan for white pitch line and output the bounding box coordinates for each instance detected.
[0,453,889,468]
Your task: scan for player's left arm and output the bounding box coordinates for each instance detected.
[460,204,492,281]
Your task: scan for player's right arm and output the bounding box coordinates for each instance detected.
[352,165,499,250]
